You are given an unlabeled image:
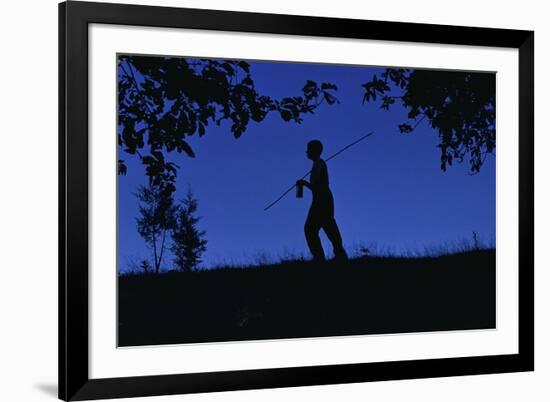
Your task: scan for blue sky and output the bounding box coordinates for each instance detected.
[118,58,495,271]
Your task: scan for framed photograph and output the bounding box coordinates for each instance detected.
[59,1,534,400]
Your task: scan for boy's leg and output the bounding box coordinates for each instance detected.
[305,210,325,261]
[323,217,348,260]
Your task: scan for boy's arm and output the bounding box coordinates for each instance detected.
[297,160,326,191]
[296,179,311,190]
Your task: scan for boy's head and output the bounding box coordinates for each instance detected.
[306,140,323,160]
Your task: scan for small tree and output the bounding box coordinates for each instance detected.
[171,187,208,272]
[139,259,152,274]
[135,183,177,273]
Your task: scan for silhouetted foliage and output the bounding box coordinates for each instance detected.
[118,55,339,193]
[139,259,152,274]
[170,187,208,272]
[135,183,178,273]
[362,69,495,173]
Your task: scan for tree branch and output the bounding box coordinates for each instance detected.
[120,60,155,116]
[412,114,427,130]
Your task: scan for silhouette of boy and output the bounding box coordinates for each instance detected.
[297,140,348,262]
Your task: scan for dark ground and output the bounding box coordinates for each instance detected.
[118,249,496,347]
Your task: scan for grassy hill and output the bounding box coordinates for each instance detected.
[118,249,495,347]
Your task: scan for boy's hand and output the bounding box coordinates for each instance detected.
[296,179,308,187]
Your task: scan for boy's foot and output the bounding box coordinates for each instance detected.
[308,256,326,265]
[333,250,349,262]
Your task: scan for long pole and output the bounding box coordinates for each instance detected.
[263,131,374,211]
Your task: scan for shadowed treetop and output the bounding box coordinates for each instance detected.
[362,68,495,173]
[117,55,339,194]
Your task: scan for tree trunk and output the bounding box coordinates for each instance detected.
[152,233,160,274]
[158,230,167,273]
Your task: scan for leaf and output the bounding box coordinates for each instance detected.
[221,62,234,75]
[142,155,155,165]
[118,160,127,175]
[323,92,338,105]
[178,140,196,158]
[152,150,164,162]
[398,123,413,134]
[280,110,292,122]
[321,83,337,91]
[237,61,250,73]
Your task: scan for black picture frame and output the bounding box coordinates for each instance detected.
[59,1,534,400]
